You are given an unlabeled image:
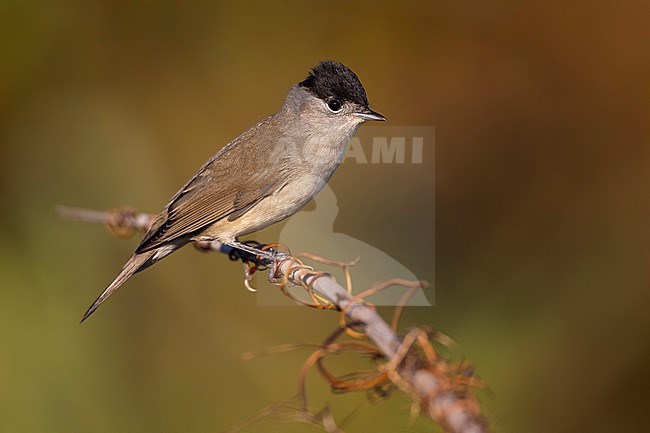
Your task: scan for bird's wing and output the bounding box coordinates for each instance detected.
[135,145,290,253]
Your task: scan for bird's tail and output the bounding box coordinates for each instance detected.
[81,248,163,322]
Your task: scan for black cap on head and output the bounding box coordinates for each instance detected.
[298,61,369,107]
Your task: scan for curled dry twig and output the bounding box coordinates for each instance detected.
[59,205,489,433]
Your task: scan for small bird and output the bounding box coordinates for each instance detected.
[82,60,385,321]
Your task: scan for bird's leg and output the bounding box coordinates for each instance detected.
[229,240,290,263]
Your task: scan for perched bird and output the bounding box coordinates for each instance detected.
[82,60,385,321]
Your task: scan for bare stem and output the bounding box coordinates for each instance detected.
[59,206,488,433]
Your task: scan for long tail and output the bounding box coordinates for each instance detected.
[81,246,174,322]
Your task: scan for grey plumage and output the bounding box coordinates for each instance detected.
[81,60,385,322]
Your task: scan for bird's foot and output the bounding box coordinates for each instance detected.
[229,240,291,265]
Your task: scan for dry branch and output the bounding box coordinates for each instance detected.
[58,205,489,433]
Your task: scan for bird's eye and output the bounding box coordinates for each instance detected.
[327,99,342,113]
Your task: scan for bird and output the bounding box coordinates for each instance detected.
[81,60,385,321]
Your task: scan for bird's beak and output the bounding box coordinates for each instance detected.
[354,108,386,122]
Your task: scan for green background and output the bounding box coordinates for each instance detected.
[0,1,647,432]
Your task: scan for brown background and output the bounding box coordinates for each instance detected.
[0,1,647,432]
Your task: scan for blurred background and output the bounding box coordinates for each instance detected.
[0,1,647,432]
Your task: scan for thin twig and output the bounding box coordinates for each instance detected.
[59,206,488,433]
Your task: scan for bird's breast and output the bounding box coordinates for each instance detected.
[201,123,358,243]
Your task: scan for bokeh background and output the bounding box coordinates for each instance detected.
[1,1,647,432]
